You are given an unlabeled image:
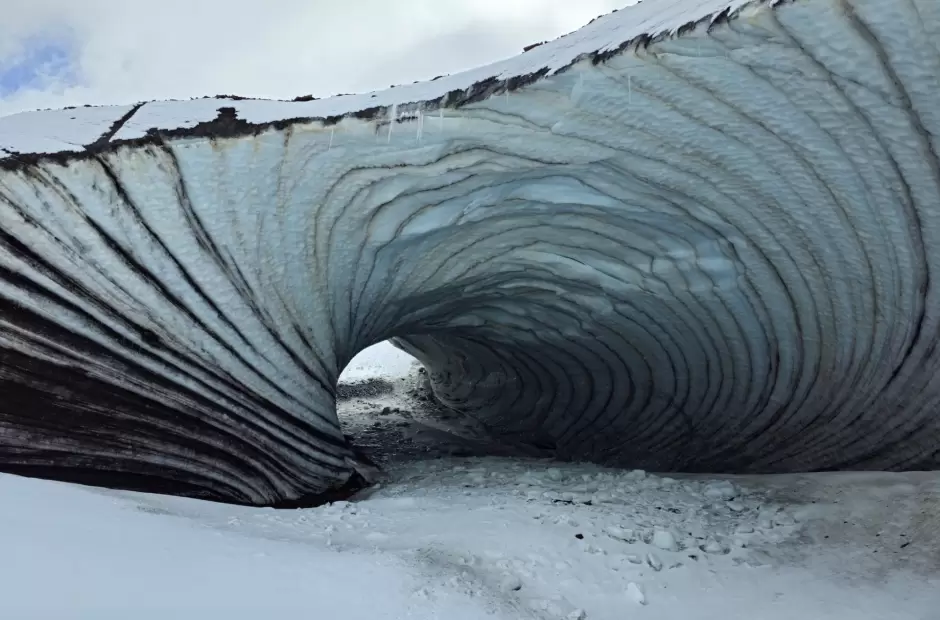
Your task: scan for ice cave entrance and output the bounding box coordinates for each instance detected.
[339,341,420,383]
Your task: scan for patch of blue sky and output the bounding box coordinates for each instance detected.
[0,37,77,97]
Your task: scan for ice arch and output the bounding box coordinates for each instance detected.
[1,0,939,505]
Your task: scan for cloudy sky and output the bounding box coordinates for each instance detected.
[0,0,629,117]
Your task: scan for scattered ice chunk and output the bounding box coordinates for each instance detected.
[652,529,678,551]
[530,598,566,616]
[646,552,663,571]
[627,582,647,605]
[498,574,523,593]
[704,481,737,500]
[606,526,636,542]
[701,538,726,554]
[554,514,579,527]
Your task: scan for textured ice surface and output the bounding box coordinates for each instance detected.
[1,0,939,504]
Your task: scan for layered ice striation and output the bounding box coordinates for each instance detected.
[1,0,939,505]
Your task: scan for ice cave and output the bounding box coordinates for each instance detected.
[1,0,939,505]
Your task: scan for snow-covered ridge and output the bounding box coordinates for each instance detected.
[0,0,773,162]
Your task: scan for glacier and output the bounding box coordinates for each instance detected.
[1,0,939,506]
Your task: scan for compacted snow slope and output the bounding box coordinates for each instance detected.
[1,345,937,620]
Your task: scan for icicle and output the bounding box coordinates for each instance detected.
[416,110,423,143]
[571,70,585,103]
[628,75,632,105]
[388,104,397,144]
[439,108,444,133]
[329,127,334,150]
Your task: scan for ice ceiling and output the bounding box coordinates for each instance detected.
[1,0,939,505]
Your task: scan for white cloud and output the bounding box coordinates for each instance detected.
[0,0,629,117]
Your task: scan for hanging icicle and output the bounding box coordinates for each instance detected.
[387,104,397,144]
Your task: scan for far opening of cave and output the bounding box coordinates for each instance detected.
[336,340,552,467]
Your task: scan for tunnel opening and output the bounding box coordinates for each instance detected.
[335,340,552,470]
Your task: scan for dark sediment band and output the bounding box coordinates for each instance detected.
[1,0,939,505]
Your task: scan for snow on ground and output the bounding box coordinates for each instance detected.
[1,341,938,619]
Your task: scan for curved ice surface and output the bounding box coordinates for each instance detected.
[1,0,939,505]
